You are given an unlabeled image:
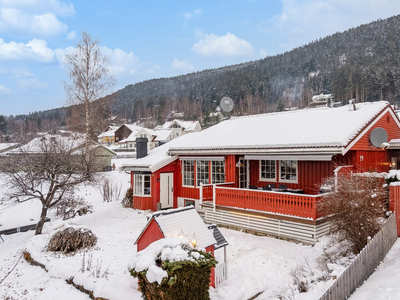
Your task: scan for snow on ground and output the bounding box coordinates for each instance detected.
[349,239,400,300]
[1,164,341,300]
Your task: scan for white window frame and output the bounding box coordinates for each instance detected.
[211,160,225,184]
[279,160,298,184]
[134,174,151,197]
[182,160,195,187]
[196,160,210,186]
[259,160,276,182]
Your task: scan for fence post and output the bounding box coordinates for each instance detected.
[213,184,216,212]
[199,183,203,205]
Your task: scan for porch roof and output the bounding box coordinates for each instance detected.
[168,101,390,155]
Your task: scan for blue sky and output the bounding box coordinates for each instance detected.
[1,0,400,116]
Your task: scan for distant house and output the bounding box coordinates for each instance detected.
[135,206,228,287]
[97,126,119,145]
[310,92,333,108]
[154,129,178,145]
[7,134,116,172]
[118,127,157,151]
[123,101,400,244]
[159,119,202,137]
[114,124,144,144]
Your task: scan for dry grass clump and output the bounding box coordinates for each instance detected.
[121,187,133,208]
[47,227,97,254]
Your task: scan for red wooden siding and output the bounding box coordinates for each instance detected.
[247,160,333,195]
[136,219,164,252]
[225,155,236,184]
[215,187,321,220]
[133,196,153,210]
[352,111,400,151]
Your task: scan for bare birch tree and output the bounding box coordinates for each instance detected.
[64,32,114,141]
[0,135,100,234]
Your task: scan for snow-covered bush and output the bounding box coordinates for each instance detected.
[129,238,217,300]
[47,227,97,254]
[318,174,386,254]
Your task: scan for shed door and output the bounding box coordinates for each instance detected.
[160,173,174,209]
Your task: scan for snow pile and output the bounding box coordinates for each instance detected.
[130,237,195,284]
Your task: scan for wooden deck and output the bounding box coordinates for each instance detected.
[201,185,322,220]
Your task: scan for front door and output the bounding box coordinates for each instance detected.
[239,159,249,189]
[160,173,174,209]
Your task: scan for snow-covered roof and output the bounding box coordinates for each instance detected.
[167,101,392,154]
[6,134,86,154]
[119,128,156,143]
[312,93,332,102]
[137,206,217,249]
[0,143,19,152]
[122,124,144,132]
[162,120,200,132]
[154,129,174,142]
[97,129,117,138]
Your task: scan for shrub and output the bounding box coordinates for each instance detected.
[100,178,122,202]
[54,195,93,220]
[121,187,133,208]
[47,227,97,254]
[129,238,217,300]
[318,174,386,254]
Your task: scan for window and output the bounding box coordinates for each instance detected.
[212,161,225,183]
[197,160,209,185]
[134,174,151,196]
[279,160,297,183]
[260,160,276,181]
[182,160,194,187]
[185,200,195,207]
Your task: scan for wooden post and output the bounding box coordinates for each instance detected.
[199,183,203,205]
[213,184,216,212]
[389,185,400,237]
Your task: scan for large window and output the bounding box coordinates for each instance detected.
[197,160,209,186]
[260,160,276,181]
[183,160,194,187]
[134,174,151,196]
[279,160,297,183]
[212,161,225,183]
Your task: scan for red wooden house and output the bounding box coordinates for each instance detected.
[123,101,400,244]
[134,206,228,287]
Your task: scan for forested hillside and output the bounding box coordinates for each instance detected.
[8,14,400,137]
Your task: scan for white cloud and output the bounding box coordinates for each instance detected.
[0,0,74,37]
[172,58,194,72]
[262,0,400,51]
[183,9,203,20]
[100,46,142,77]
[191,32,254,58]
[0,38,55,62]
[0,84,12,95]
[67,30,76,39]
[16,78,47,90]
[0,0,75,17]
[0,8,68,37]
[12,69,33,78]
[259,49,267,57]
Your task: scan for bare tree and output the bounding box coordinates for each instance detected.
[0,135,100,234]
[64,32,115,141]
[318,174,386,254]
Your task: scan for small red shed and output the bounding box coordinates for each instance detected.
[134,206,228,287]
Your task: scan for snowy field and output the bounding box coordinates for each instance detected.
[1,161,345,300]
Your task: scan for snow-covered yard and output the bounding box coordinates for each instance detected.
[1,165,343,300]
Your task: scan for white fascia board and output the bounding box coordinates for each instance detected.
[149,156,178,172]
[342,107,400,155]
[169,147,343,156]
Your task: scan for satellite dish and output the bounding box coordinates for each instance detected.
[370,127,388,148]
[220,97,234,112]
